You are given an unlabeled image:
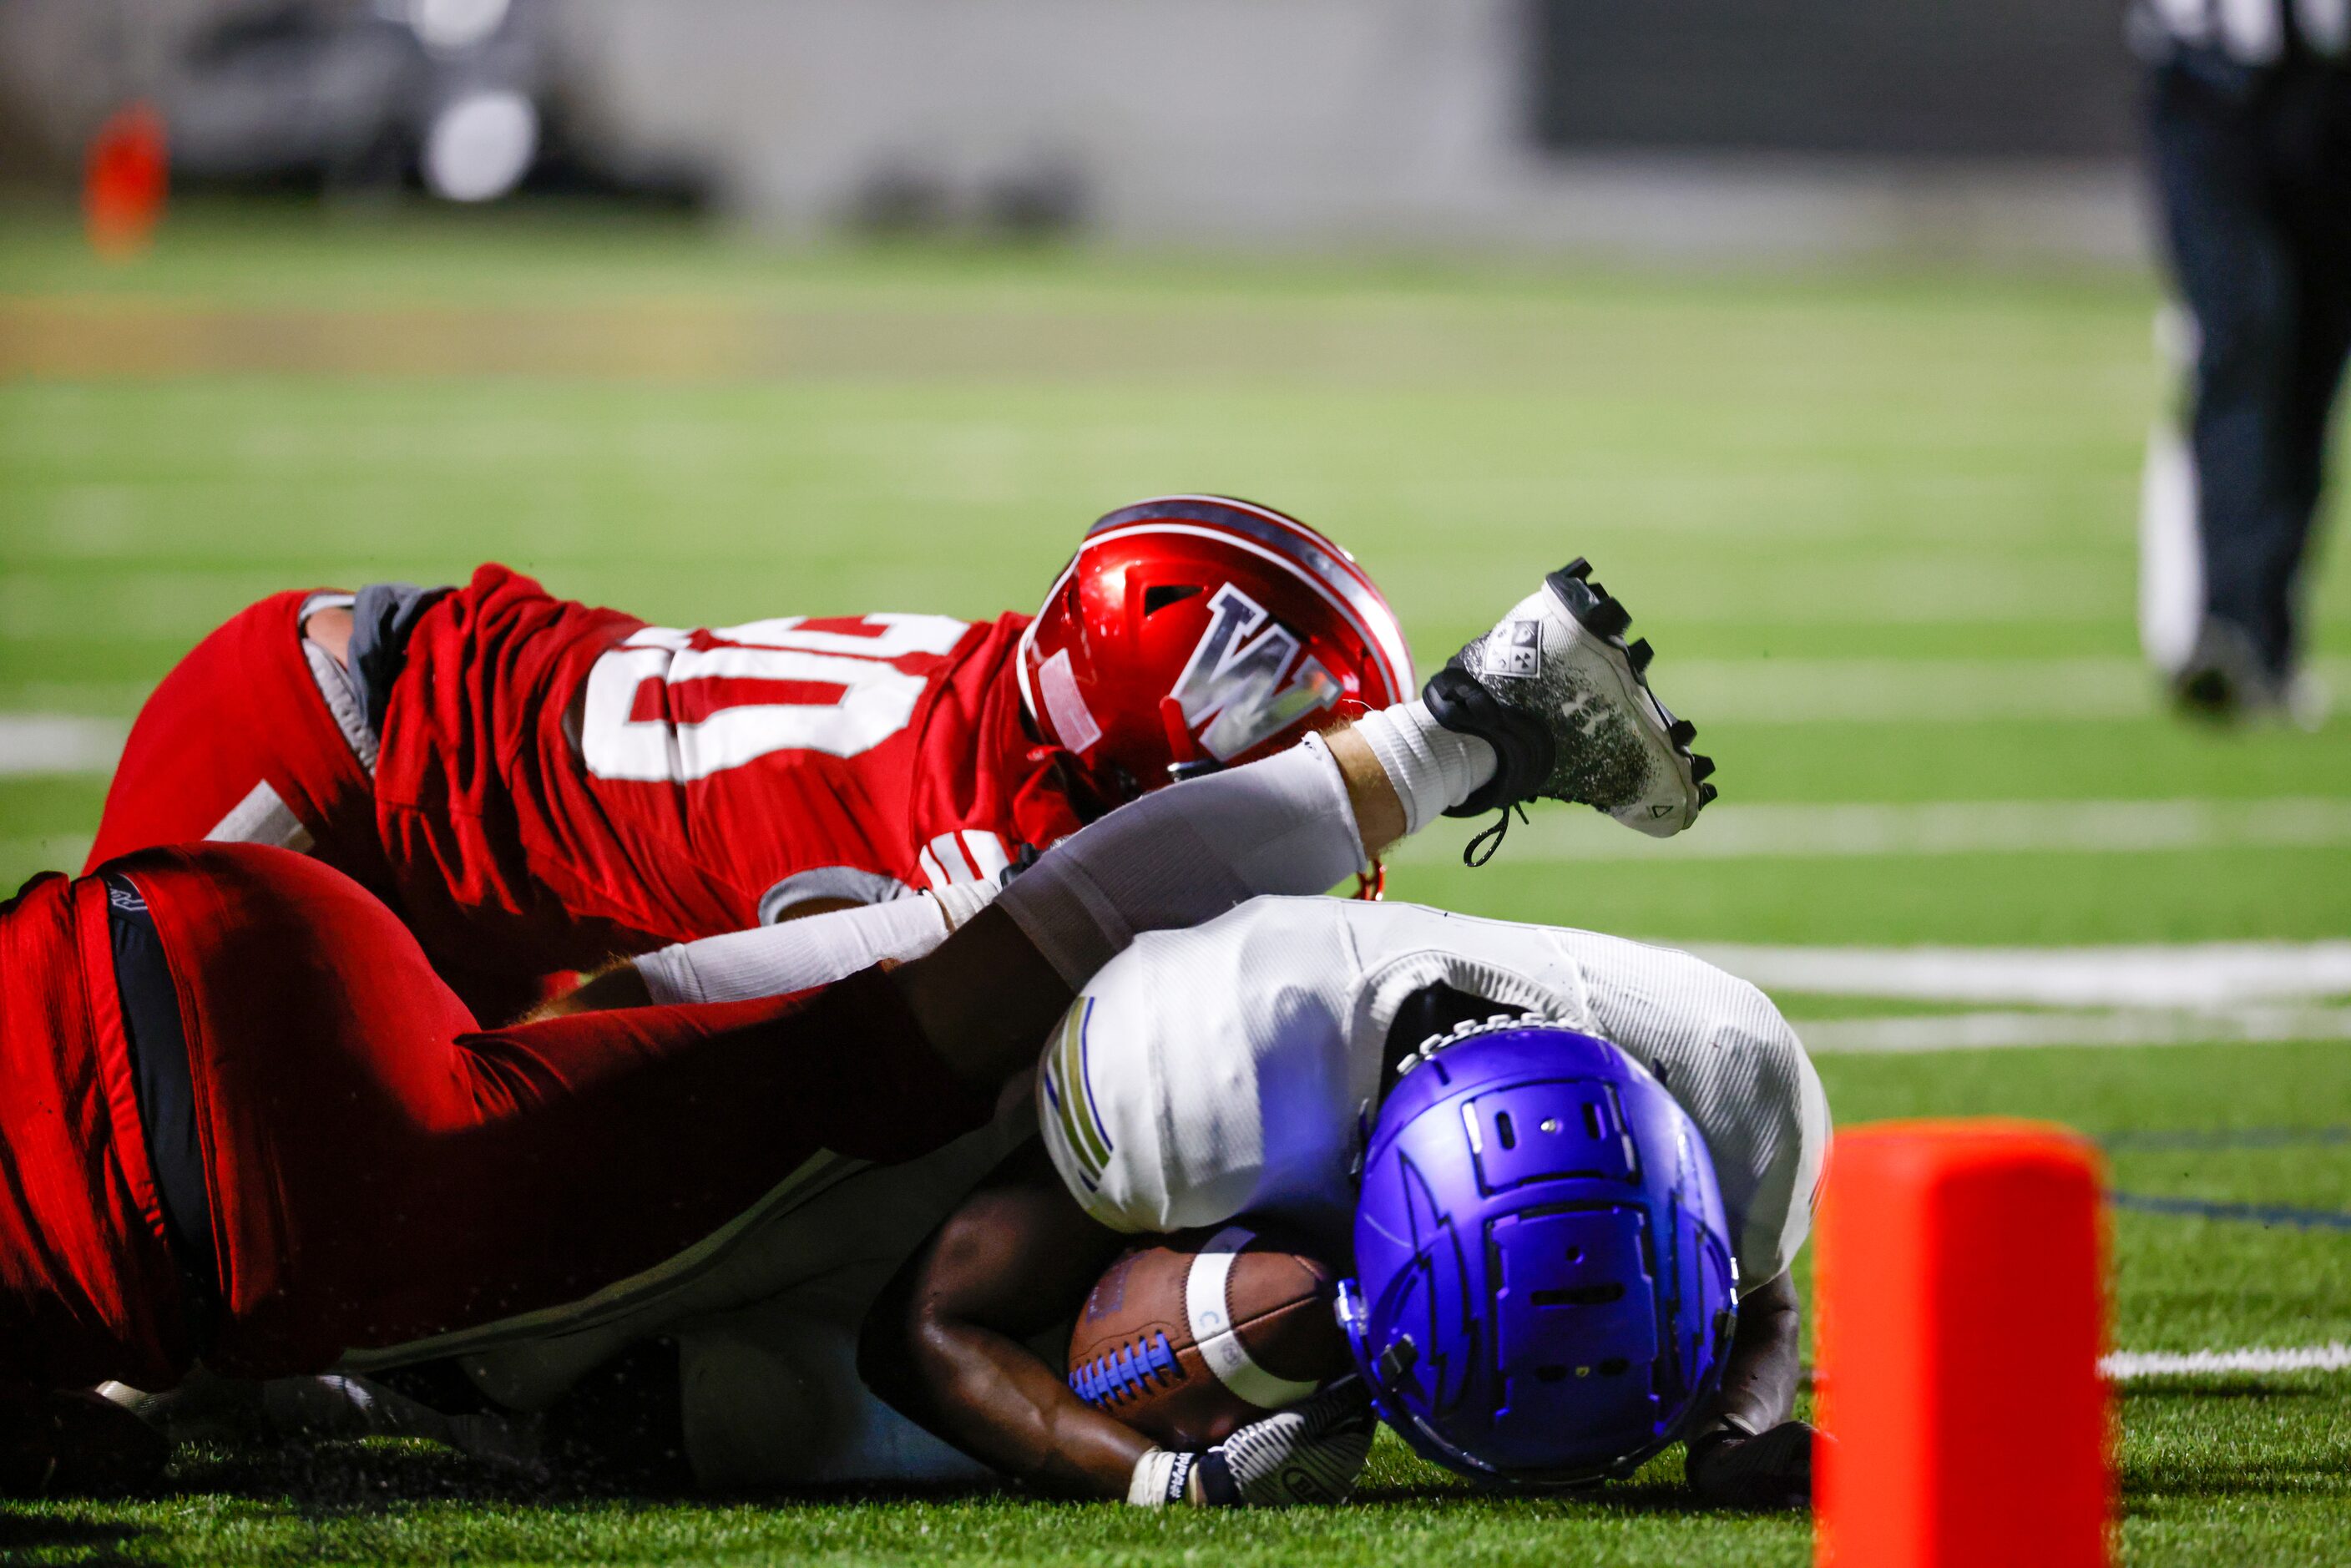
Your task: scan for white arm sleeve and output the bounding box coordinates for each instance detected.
[999,735,1366,989]
[634,894,952,1006]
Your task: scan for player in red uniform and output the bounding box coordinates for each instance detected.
[86,498,1414,1021]
[7,680,1451,1492]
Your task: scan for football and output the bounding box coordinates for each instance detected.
[1065,1222,1352,1449]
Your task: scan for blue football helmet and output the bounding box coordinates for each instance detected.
[1336,1019,1739,1488]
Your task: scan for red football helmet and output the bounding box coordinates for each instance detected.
[1018,495,1413,807]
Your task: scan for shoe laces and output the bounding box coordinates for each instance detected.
[1460,802,1529,867]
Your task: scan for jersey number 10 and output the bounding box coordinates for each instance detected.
[578,615,969,784]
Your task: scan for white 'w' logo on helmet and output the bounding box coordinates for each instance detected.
[1169,584,1342,761]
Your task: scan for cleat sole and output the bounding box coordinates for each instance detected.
[1540,564,1717,833]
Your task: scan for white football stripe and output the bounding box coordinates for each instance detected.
[1394,797,2351,864]
[1792,1005,2351,1055]
[1186,1227,1324,1412]
[2104,1343,2351,1380]
[960,830,1012,884]
[928,832,984,885]
[0,714,129,776]
[1698,941,2351,1009]
[207,779,314,852]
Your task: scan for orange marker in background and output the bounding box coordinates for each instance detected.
[85,104,168,260]
[1816,1120,2112,1568]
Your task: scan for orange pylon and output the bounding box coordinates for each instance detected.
[1815,1120,2112,1568]
[85,103,168,260]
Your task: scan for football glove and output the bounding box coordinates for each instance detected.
[1127,1382,1377,1507]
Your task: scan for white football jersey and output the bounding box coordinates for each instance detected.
[1037,897,1828,1292]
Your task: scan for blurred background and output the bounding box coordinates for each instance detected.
[0,11,2347,1550]
[4,0,2146,255]
[1,3,2343,967]
[1,0,2345,1000]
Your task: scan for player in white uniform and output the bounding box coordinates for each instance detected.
[143,894,1823,1504]
[1036,897,1824,1286]
[858,895,1828,1510]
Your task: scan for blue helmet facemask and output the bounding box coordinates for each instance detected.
[1337,1019,1740,1488]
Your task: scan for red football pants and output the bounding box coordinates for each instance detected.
[114,843,993,1378]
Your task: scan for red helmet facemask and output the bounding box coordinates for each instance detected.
[1017,496,1413,810]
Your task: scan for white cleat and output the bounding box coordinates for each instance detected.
[1423,558,1714,848]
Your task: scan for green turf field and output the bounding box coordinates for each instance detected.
[2,205,2346,1565]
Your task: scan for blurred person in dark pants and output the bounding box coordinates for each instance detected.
[2136,0,2350,723]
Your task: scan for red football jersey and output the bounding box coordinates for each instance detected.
[372,565,1086,983]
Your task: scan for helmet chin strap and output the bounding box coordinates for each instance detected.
[1024,742,1114,825]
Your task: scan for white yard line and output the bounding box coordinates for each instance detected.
[1395,797,2351,863]
[1792,1005,2351,1055]
[1696,939,2351,1053]
[1661,655,2351,724]
[0,715,128,777]
[0,656,2341,756]
[1696,941,2351,1009]
[2104,1343,2351,1380]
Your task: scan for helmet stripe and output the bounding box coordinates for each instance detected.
[1012,557,1079,741]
